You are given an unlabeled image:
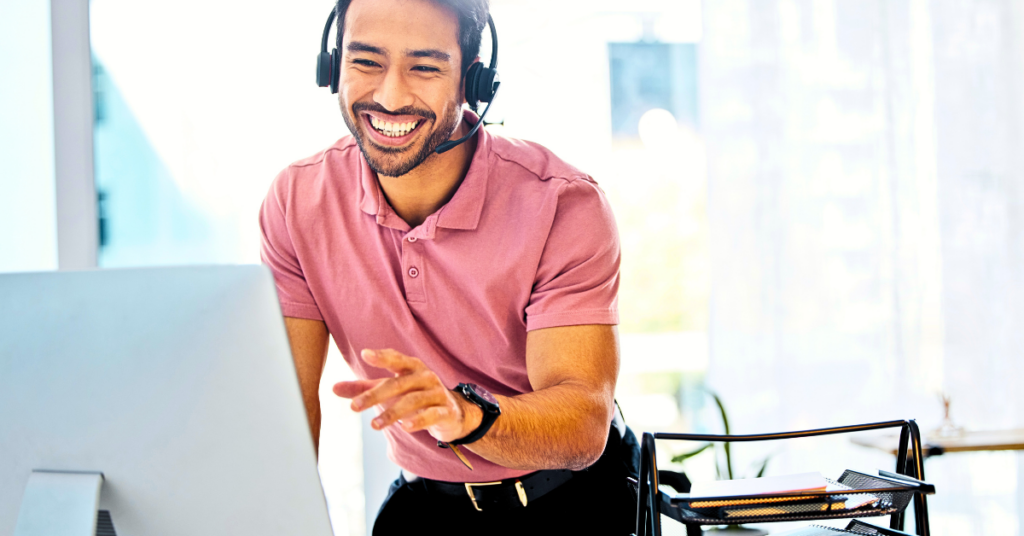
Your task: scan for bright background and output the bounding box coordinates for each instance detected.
[4,0,1024,534]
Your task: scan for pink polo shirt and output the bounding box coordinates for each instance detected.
[259,114,620,483]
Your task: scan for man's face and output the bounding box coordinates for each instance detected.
[339,0,465,177]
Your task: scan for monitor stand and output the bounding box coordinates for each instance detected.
[14,470,104,536]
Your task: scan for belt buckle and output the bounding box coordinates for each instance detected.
[464,481,502,512]
[463,480,529,511]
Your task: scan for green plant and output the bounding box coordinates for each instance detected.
[671,389,770,480]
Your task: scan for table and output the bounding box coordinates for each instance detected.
[851,429,1024,458]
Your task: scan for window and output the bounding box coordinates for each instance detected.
[609,42,698,137]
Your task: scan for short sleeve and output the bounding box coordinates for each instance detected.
[525,178,621,331]
[259,170,324,321]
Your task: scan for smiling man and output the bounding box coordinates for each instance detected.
[259,0,638,533]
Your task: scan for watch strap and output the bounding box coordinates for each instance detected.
[450,383,500,445]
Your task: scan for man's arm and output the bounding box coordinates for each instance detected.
[463,324,619,470]
[334,324,619,471]
[285,317,330,454]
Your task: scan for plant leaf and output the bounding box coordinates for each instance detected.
[710,390,731,436]
[709,390,734,479]
[755,456,770,478]
[670,442,712,464]
[723,442,734,480]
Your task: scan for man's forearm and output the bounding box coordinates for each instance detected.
[307,400,322,454]
[462,382,614,471]
[283,317,329,457]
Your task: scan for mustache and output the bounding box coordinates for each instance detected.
[352,101,436,121]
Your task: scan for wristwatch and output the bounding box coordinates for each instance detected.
[450,383,501,445]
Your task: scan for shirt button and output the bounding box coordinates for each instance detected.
[408,267,419,278]
[408,236,417,243]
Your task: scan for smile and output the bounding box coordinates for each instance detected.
[370,116,421,138]
[360,112,428,147]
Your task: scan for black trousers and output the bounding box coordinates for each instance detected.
[372,424,641,536]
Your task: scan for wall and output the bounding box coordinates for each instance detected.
[0,0,58,273]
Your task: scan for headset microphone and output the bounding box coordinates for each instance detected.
[316,9,500,155]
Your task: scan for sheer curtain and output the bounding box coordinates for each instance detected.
[701,0,1024,533]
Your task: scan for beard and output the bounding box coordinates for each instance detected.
[342,98,463,177]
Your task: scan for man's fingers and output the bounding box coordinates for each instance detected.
[371,389,449,430]
[351,370,434,412]
[399,406,453,433]
[362,348,422,374]
[332,378,384,399]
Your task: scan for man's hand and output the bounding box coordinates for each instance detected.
[332,349,482,443]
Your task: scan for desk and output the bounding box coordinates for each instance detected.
[851,429,1024,458]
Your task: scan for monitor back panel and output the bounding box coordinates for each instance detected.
[0,266,334,536]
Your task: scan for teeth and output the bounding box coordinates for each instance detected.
[369,116,419,137]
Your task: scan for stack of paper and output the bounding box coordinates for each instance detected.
[690,472,828,498]
[772,527,848,536]
[685,472,879,518]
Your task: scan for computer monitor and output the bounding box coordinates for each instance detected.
[0,266,334,536]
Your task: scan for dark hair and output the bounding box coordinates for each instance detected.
[334,0,489,77]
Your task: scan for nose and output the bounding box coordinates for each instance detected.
[374,67,415,113]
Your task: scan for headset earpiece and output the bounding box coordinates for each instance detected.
[330,48,341,94]
[316,8,340,92]
[464,62,483,105]
[477,66,498,103]
[316,51,332,88]
[464,62,499,107]
[316,47,341,94]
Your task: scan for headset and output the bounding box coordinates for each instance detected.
[316,7,500,154]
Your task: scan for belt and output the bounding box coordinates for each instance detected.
[403,407,627,512]
[404,468,574,511]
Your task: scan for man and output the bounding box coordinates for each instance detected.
[259,0,638,533]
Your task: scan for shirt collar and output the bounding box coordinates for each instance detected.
[358,109,489,234]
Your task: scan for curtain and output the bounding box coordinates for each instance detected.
[702,1,1024,533]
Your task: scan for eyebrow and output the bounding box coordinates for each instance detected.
[406,49,451,62]
[346,41,451,62]
[347,41,387,56]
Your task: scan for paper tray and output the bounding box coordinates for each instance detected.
[659,470,923,526]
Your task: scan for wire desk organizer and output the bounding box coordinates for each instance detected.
[635,420,935,536]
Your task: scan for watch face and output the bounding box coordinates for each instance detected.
[466,383,498,406]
